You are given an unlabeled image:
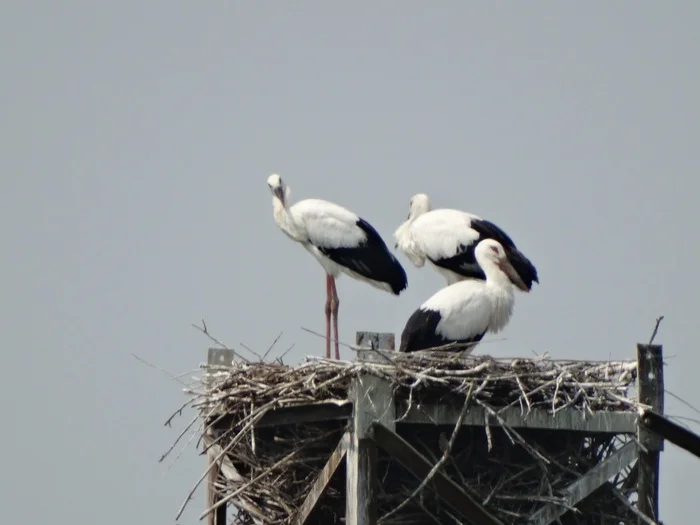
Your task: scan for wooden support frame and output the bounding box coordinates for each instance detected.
[199,333,666,525]
[528,440,638,525]
[639,407,700,460]
[636,344,664,524]
[346,332,396,525]
[251,401,637,433]
[369,422,505,525]
[399,402,637,434]
[292,432,350,525]
[206,348,235,525]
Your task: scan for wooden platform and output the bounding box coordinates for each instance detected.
[199,333,664,525]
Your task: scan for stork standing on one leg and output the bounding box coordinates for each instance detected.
[399,239,519,354]
[394,193,538,290]
[266,174,408,359]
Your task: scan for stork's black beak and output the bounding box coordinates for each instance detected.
[273,186,285,201]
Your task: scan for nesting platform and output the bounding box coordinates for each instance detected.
[185,332,664,525]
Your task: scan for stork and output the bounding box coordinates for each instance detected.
[266,174,408,359]
[399,239,518,354]
[394,194,538,291]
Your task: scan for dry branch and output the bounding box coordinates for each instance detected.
[170,352,642,525]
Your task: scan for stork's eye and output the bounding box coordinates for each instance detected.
[490,246,499,254]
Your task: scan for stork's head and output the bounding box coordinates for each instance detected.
[407,193,431,220]
[475,239,528,291]
[266,173,287,204]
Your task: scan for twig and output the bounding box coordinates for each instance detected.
[239,341,264,361]
[379,386,474,523]
[301,326,356,351]
[191,320,249,363]
[199,450,298,520]
[132,353,190,386]
[262,332,283,362]
[665,389,700,418]
[174,403,275,520]
[648,315,664,345]
[276,343,295,364]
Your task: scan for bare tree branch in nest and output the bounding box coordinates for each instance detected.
[191,319,249,363]
[379,382,475,523]
[648,315,664,345]
[169,352,642,525]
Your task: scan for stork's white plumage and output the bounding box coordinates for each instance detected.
[399,239,517,354]
[266,174,408,359]
[394,194,538,291]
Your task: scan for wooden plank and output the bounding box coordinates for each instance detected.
[292,432,350,525]
[356,331,395,354]
[206,349,234,525]
[255,402,352,428]
[203,434,245,483]
[639,407,700,459]
[207,347,235,367]
[369,422,505,525]
[346,332,396,525]
[637,344,664,524]
[399,402,637,433]
[528,441,638,524]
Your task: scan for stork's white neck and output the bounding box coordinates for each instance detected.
[480,258,513,288]
[272,193,305,242]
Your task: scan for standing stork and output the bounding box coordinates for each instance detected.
[266,174,408,359]
[394,194,538,291]
[399,239,518,354]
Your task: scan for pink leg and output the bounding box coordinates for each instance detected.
[329,276,340,360]
[325,274,332,359]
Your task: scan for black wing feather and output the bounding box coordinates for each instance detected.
[399,307,485,353]
[318,218,408,295]
[428,218,539,290]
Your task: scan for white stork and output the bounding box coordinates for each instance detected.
[393,194,538,292]
[399,239,518,354]
[266,174,408,359]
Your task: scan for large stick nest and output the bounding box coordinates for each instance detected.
[175,352,643,525]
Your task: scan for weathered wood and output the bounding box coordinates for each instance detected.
[356,331,395,352]
[346,332,396,525]
[292,432,350,525]
[639,407,700,459]
[206,349,234,525]
[528,440,638,524]
[256,401,352,428]
[203,434,245,483]
[399,401,637,433]
[207,347,235,367]
[369,422,505,525]
[637,343,664,524]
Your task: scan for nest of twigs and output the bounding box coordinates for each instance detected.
[175,352,643,525]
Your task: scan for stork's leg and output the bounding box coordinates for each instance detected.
[325,273,332,359]
[329,276,340,360]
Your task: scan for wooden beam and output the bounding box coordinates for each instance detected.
[346,332,396,525]
[528,440,638,525]
[637,344,664,524]
[292,432,350,525]
[207,347,235,368]
[206,348,234,525]
[639,408,700,459]
[255,401,352,428]
[369,422,505,525]
[399,402,637,434]
[203,434,245,483]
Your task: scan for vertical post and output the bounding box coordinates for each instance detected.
[346,332,396,525]
[207,348,235,525]
[636,344,664,524]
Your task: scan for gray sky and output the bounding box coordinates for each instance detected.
[2,2,699,523]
